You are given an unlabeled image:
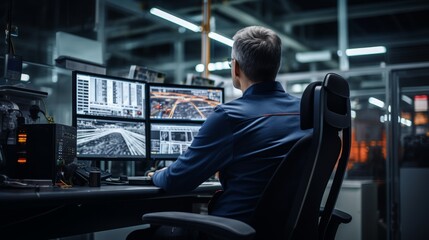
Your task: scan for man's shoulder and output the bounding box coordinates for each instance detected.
[215,98,244,111]
[210,99,246,121]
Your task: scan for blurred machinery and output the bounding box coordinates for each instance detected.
[0,99,22,145]
[0,86,48,173]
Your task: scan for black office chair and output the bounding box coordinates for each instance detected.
[136,73,352,240]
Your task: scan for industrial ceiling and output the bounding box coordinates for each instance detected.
[1,0,429,84]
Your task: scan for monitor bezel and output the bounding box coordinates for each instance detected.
[72,70,149,161]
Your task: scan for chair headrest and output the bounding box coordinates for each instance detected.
[324,73,351,129]
[324,73,350,99]
[300,73,350,130]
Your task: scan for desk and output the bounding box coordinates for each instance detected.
[0,183,222,239]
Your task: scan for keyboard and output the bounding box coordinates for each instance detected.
[126,176,219,186]
[127,176,154,185]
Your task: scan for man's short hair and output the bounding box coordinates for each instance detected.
[232,26,282,82]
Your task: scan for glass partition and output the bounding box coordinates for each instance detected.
[388,66,429,240]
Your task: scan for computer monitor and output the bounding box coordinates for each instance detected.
[72,71,147,161]
[191,75,215,87]
[149,83,224,121]
[128,65,166,83]
[150,122,202,159]
[75,72,145,119]
[76,117,146,159]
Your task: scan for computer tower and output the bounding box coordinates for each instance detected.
[7,123,76,183]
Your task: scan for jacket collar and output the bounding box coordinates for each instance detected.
[243,81,285,96]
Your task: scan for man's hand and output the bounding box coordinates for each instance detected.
[147,167,167,178]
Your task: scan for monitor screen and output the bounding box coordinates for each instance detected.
[150,122,202,159]
[75,71,145,119]
[72,71,147,161]
[149,84,224,121]
[76,117,146,159]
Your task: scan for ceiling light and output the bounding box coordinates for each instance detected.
[400,117,412,127]
[150,8,201,32]
[345,46,386,56]
[208,32,234,47]
[290,84,304,93]
[20,73,30,81]
[401,95,413,105]
[195,60,231,72]
[295,50,331,63]
[150,8,233,47]
[195,64,205,72]
[368,97,385,108]
[207,63,216,71]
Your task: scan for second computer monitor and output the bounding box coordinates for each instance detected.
[148,83,224,159]
[149,83,224,121]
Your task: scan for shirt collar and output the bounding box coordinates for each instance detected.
[242,81,285,96]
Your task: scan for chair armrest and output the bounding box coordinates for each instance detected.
[319,208,352,240]
[142,211,255,240]
[331,209,352,224]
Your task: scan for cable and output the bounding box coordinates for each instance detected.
[39,108,55,123]
[40,98,48,115]
[40,99,55,123]
[29,104,55,123]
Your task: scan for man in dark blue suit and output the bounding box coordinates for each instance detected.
[130,25,310,239]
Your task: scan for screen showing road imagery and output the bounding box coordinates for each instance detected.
[76,118,146,158]
[150,123,201,158]
[150,85,223,121]
[76,73,145,119]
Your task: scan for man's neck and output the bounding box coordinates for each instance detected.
[240,78,260,92]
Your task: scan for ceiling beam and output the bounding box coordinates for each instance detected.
[216,4,309,51]
[280,0,429,27]
[304,30,429,50]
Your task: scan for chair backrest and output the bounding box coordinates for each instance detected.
[251,73,351,240]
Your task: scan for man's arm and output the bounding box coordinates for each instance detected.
[151,107,233,193]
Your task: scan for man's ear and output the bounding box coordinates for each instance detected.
[234,60,241,78]
[231,60,241,90]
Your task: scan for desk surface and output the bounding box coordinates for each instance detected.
[0,182,222,239]
[0,182,221,205]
